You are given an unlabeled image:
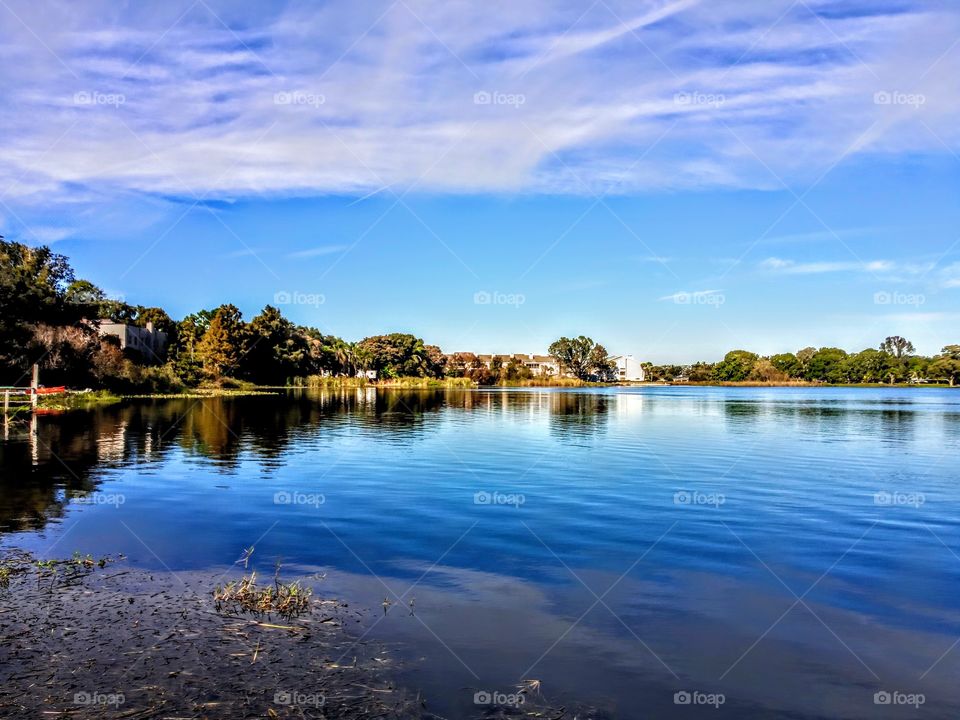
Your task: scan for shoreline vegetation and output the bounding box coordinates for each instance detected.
[27,378,955,414]
[3,239,960,403]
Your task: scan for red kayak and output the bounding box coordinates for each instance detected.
[34,386,67,395]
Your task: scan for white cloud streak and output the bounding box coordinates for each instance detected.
[0,0,957,205]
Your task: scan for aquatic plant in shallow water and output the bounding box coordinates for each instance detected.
[213,570,313,619]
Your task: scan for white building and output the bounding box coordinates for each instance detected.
[96,320,169,360]
[610,354,645,382]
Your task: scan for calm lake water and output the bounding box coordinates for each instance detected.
[2,387,959,718]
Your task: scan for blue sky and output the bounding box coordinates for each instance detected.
[1,0,958,362]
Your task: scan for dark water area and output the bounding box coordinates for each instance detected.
[2,387,959,718]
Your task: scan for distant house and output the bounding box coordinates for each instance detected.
[448,353,562,376]
[96,320,169,361]
[610,355,645,382]
[515,354,561,377]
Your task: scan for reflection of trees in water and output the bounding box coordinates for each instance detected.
[722,401,924,443]
[0,390,458,535]
[0,414,114,533]
[546,392,611,439]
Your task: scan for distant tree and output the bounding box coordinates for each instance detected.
[880,336,915,358]
[548,336,596,380]
[489,355,506,381]
[64,279,106,310]
[841,348,893,384]
[167,310,215,382]
[647,363,683,381]
[0,237,77,378]
[423,345,447,379]
[197,305,246,380]
[99,298,138,323]
[588,343,617,382]
[931,345,960,386]
[770,353,802,378]
[905,355,931,383]
[136,307,176,334]
[712,350,758,382]
[357,333,430,378]
[466,356,494,385]
[446,352,477,377]
[687,362,714,382]
[31,323,99,386]
[245,305,308,384]
[804,347,848,382]
[90,337,126,384]
[748,357,788,382]
[502,356,533,382]
[796,347,817,368]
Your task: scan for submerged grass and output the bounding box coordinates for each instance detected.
[0,550,119,591]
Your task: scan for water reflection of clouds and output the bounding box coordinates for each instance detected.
[288,560,960,719]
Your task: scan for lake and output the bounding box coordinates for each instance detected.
[2,386,959,718]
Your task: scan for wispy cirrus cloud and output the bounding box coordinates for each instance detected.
[760,257,897,274]
[286,245,349,259]
[940,262,960,288]
[0,0,956,208]
[658,289,723,302]
[22,225,75,244]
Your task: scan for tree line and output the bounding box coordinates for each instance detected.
[2,237,957,389]
[0,238,618,390]
[645,341,960,386]
[0,238,446,390]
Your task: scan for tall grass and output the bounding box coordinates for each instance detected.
[299,376,475,389]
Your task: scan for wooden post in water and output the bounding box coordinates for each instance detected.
[31,364,39,410]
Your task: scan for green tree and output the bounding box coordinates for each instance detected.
[796,346,816,370]
[0,238,77,377]
[588,343,617,381]
[770,353,802,378]
[245,305,308,384]
[880,336,915,358]
[931,345,960,386]
[502,356,533,382]
[64,279,106,310]
[489,355,506,381]
[687,362,714,381]
[423,345,447,379]
[357,333,432,378]
[841,348,892,383]
[196,305,246,380]
[548,336,596,380]
[712,350,758,382]
[804,347,848,382]
[136,307,175,334]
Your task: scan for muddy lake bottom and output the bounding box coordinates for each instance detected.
[0,550,595,719]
